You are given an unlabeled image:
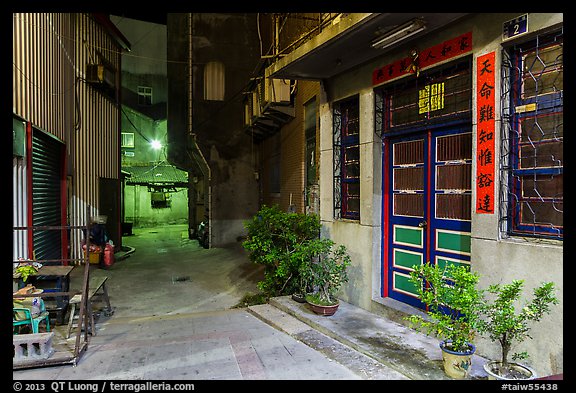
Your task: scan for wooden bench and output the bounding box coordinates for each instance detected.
[66,276,113,339]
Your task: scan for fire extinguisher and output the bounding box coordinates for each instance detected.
[103,242,115,269]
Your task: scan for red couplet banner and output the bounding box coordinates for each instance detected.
[372,31,473,85]
[475,51,496,214]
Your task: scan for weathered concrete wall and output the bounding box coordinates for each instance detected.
[319,85,382,312]
[124,185,189,227]
[167,13,261,246]
[120,112,168,166]
[472,237,563,375]
[318,13,563,376]
[193,14,262,246]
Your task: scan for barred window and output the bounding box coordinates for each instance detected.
[375,58,472,136]
[500,30,563,239]
[334,96,360,220]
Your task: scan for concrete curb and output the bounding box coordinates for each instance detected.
[247,303,409,380]
[115,245,136,261]
[267,295,489,380]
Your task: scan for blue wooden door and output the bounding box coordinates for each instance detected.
[384,126,472,308]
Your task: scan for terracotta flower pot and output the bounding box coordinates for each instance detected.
[306,298,340,316]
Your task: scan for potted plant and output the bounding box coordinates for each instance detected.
[13,260,42,283]
[14,265,38,282]
[291,265,310,303]
[477,280,559,380]
[407,262,484,379]
[300,239,351,316]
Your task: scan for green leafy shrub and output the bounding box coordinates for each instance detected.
[242,205,321,297]
[15,265,38,282]
[476,280,559,371]
[407,262,484,353]
[301,239,351,306]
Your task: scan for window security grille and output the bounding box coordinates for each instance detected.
[375,59,472,137]
[500,29,563,239]
[333,96,360,220]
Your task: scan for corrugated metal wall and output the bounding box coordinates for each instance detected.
[13,156,28,262]
[13,13,122,262]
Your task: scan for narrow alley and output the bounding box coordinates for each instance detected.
[12,225,397,380]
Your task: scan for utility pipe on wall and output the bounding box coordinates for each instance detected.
[188,13,212,248]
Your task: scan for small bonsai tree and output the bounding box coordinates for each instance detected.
[301,239,351,306]
[477,280,559,374]
[407,262,484,353]
[242,205,321,297]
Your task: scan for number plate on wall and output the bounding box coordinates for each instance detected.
[503,14,528,41]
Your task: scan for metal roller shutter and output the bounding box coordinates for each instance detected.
[31,129,63,262]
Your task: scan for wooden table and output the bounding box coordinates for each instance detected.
[33,265,75,277]
[27,265,75,324]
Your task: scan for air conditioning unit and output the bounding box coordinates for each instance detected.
[264,78,291,104]
[86,64,116,88]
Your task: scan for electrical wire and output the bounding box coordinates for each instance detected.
[121,107,151,143]
[13,13,188,66]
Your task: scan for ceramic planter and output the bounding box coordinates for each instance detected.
[483,361,537,380]
[439,341,476,379]
[291,293,306,303]
[306,298,340,316]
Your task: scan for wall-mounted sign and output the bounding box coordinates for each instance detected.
[418,82,445,114]
[475,52,496,214]
[503,14,528,41]
[372,31,472,86]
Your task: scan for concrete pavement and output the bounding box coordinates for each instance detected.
[13,224,490,381]
[249,296,489,380]
[13,308,367,380]
[12,225,374,380]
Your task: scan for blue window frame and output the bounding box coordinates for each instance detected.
[501,30,563,239]
[334,96,360,220]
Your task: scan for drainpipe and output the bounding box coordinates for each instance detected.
[274,14,279,57]
[187,13,212,248]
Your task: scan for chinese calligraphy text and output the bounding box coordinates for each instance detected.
[475,52,496,214]
[372,31,472,85]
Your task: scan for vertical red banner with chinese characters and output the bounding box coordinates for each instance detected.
[475,52,496,214]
